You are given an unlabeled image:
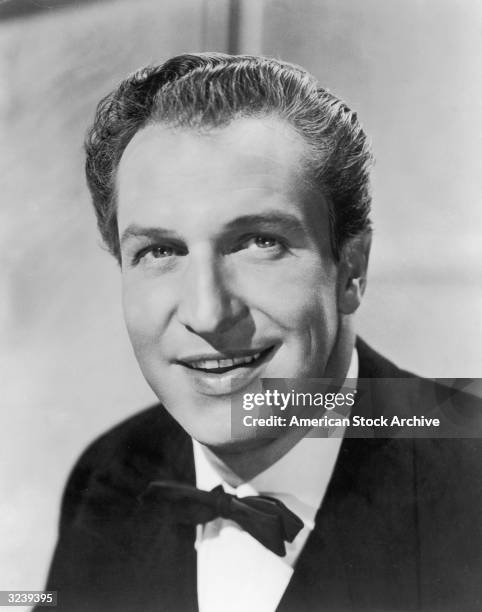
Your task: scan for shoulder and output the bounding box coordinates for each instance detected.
[70,404,179,473]
[59,404,191,529]
[356,336,482,428]
[355,337,482,521]
[356,336,413,378]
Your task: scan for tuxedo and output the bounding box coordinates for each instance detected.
[40,339,482,611]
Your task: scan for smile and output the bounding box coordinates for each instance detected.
[175,346,276,396]
[179,347,273,374]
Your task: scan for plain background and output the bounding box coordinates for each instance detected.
[1,0,481,599]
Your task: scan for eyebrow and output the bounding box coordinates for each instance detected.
[120,212,306,248]
[223,212,306,235]
[120,225,182,247]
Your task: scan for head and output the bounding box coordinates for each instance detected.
[85,53,373,448]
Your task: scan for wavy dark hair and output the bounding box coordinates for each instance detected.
[85,52,373,262]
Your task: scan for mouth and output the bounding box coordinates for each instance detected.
[177,346,274,375]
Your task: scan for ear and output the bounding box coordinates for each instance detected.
[337,231,372,315]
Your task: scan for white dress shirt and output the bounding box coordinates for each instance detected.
[194,350,358,612]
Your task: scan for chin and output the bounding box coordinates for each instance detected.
[187,419,260,450]
[167,400,229,444]
[179,406,272,451]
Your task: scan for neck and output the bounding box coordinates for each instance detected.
[205,320,356,483]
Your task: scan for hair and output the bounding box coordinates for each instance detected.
[85,52,373,262]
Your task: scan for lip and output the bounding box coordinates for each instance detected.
[175,345,276,396]
[177,347,267,365]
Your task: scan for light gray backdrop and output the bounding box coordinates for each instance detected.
[1,0,481,599]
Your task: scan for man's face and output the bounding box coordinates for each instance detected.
[117,116,342,446]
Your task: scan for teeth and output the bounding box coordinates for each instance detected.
[189,352,262,371]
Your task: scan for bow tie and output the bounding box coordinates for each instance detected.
[141,481,304,557]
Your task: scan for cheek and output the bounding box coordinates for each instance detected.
[239,258,338,331]
[121,275,173,351]
[281,288,339,358]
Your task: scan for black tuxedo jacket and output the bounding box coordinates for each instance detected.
[41,340,482,611]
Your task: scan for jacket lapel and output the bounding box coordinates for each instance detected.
[74,408,199,612]
[278,340,420,611]
[128,431,198,612]
[129,415,199,612]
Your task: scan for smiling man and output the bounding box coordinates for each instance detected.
[42,54,482,612]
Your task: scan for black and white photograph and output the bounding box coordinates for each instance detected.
[1,1,481,611]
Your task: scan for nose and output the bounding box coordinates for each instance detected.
[176,254,247,337]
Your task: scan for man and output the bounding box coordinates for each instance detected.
[41,53,481,611]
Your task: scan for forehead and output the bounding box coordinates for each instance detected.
[116,116,325,240]
[119,115,309,186]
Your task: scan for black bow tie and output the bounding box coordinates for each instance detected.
[141,481,304,557]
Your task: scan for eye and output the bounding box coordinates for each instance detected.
[244,234,286,253]
[148,245,176,258]
[251,236,279,249]
[132,243,186,267]
[230,233,288,259]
